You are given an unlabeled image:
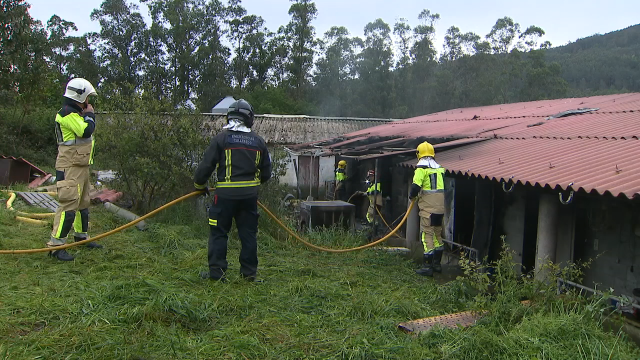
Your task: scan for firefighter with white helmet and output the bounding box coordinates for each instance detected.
[49,78,102,261]
[409,141,446,276]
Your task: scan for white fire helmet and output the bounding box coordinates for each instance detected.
[63,78,97,103]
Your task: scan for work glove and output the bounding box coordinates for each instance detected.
[193,187,210,197]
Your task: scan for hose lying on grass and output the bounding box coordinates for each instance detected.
[4,192,52,225]
[0,190,415,254]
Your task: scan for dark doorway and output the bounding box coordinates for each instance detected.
[521,189,540,273]
[453,177,476,247]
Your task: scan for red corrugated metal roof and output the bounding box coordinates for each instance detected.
[342,93,640,140]
[306,93,640,199]
[402,138,640,199]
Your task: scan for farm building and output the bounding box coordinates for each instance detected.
[287,93,640,299]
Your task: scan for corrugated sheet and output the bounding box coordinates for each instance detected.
[401,138,640,198]
[301,93,640,199]
[203,115,394,144]
[340,93,640,140]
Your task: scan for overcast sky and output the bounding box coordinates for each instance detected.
[26,0,640,53]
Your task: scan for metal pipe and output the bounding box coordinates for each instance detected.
[308,156,313,200]
[374,158,379,197]
[103,202,147,231]
[557,278,640,311]
[406,179,421,262]
[293,158,300,199]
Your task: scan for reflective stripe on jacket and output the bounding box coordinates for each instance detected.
[413,167,445,191]
[366,183,380,195]
[412,166,445,216]
[54,100,96,167]
[194,129,272,199]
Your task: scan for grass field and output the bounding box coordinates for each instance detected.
[1,190,639,359]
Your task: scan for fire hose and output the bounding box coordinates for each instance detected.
[1,190,416,255]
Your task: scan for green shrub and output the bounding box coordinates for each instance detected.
[0,106,57,168]
[97,109,209,212]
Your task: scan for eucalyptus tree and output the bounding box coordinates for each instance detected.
[226,1,267,91]
[0,0,50,103]
[144,0,229,108]
[314,26,362,116]
[91,0,147,98]
[357,18,394,117]
[283,0,317,99]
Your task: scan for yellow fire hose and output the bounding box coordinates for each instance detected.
[346,191,404,239]
[4,192,53,224]
[258,200,415,253]
[0,190,415,255]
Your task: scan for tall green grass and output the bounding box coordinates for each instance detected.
[0,189,638,359]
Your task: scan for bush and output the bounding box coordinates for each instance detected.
[0,106,57,169]
[97,109,209,212]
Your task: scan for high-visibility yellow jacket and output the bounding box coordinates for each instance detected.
[54,100,96,168]
[335,168,346,182]
[410,166,445,215]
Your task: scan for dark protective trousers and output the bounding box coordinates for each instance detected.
[208,196,259,279]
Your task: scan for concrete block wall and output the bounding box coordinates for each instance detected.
[578,197,640,297]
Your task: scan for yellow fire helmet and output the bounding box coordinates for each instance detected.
[338,160,347,169]
[416,141,435,159]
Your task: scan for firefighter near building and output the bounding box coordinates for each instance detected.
[409,141,446,277]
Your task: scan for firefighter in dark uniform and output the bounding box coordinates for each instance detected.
[49,78,102,261]
[193,99,272,282]
[409,141,445,277]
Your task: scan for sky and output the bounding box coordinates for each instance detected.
[26,0,640,53]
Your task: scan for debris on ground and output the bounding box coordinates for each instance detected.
[15,191,59,212]
[0,155,49,187]
[90,188,123,204]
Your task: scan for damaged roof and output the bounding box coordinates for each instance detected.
[401,138,640,199]
[293,93,640,199]
[204,114,397,144]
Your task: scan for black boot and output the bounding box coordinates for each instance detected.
[433,248,444,273]
[74,236,103,249]
[49,249,75,261]
[415,253,434,277]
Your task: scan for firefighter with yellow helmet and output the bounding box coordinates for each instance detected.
[334,160,348,201]
[409,141,446,276]
[48,78,102,261]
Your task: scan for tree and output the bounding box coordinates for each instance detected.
[486,17,548,54]
[144,0,229,108]
[411,9,439,63]
[91,0,147,99]
[65,34,101,89]
[441,26,481,62]
[520,49,568,100]
[140,21,170,105]
[393,18,412,68]
[313,26,362,116]
[243,25,273,91]
[283,0,317,99]
[357,18,394,117]
[194,0,230,111]
[45,15,77,83]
